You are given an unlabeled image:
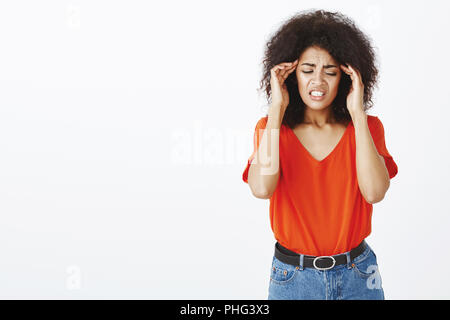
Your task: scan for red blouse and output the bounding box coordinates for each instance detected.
[242,115,398,256]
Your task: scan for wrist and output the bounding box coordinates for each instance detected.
[268,106,283,125]
[268,103,283,116]
[350,109,367,126]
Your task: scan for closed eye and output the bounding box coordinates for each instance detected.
[302,71,337,76]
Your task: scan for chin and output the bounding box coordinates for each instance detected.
[305,101,333,110]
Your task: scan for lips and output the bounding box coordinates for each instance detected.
[309,88,327,95]
[309,88,327,101]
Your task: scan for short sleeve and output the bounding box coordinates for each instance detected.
[242,116,268,183]
[368,116,398,179]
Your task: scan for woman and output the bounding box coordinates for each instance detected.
[242,9,398,300]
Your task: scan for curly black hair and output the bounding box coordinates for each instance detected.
[259,9,379,128]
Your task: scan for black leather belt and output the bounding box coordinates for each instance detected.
[274,240,367,270]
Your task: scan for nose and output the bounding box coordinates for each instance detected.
[311,70,325,84]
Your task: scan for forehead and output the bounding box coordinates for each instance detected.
[299,46,336,63]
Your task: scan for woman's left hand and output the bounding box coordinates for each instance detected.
[340,63,365,115]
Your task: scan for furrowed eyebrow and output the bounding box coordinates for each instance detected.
[300,63,338,69]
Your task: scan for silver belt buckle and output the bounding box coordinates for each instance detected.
[313,255,336,270]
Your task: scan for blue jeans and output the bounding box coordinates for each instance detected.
[268,242,384,300]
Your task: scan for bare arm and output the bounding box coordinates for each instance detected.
[352,111,390,204]
[246,59,298,199]
[247,106,283,199]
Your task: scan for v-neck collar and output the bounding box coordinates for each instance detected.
[286,121,352,164]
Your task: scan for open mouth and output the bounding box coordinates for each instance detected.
[309,89,326,100]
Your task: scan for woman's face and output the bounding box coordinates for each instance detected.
[295,46,342,111]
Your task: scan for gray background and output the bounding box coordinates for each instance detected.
[0,0,448,299]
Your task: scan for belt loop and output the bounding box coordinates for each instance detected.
[299,254,304,271]
[345,251,352,269]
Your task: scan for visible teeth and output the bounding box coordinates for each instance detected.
[311,91,324,96]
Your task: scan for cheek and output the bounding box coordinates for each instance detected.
[296,74,309,94]
[328,77,341,94]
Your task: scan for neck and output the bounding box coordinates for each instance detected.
[303,106,336,127]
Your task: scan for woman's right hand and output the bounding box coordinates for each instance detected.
[269,59,299,115]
